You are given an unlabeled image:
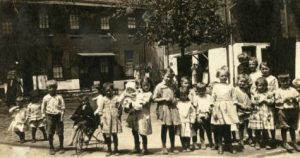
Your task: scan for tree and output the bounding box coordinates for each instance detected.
[118,0,229,56]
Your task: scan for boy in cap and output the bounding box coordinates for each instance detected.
[41,80,65,155]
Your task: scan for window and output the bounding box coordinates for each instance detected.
[52,51,63,79]
[100,59,109,73]
[124,51,134,76]
[128,17,136,29]
[100,17,110,30]
[39,12,49,29]
[242,46,256,57]
[70,14,79,30]
[2,22,12,34]
[53,65,63,79]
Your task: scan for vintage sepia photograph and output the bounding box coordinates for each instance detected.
[0,0,300,158]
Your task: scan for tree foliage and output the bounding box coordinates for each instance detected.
[118,0,229,55]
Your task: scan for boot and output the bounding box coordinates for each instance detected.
[170,145,179,154]
[217,145,223,154]
[130,143,141,154]
[192,142,200,150]
[106,142,112,157]
[58,135,65,154]
[201,141,206,150]
[113,144,119,156]
[229,145,237,154]
[292,141,300,152]
[282,142,294,151]
[161,144,168,155]
[48,135,55,155]
[20,132,25,143]
[140,142,149,155]
[282,129,293,151]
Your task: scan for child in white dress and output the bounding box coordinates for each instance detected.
[177,87,196,152]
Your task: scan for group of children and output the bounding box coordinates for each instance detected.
[9,80,66,155]
[7,55,300,156]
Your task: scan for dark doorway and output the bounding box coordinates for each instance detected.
[269,37,296,79]
[79,56,114,89]
[196,52,209,83]
[177,55,192,79]
[21,60,33,96]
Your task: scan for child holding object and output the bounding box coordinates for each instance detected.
[132,77,153,155]
[275,74,300,151]
[249,77,275,150]
[153,68,181,155]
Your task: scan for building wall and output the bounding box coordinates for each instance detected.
[0,1,156,91]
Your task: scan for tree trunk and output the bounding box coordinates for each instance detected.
[180,47,185,56]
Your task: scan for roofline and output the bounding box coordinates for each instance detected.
[0,0,145,9]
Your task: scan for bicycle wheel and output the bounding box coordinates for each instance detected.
[75,129,84,154]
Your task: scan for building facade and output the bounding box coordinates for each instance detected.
[0,0,163,94]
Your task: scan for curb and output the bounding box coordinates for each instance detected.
[242,148,288,158]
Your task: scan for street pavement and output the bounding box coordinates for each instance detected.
[0,97,298,157]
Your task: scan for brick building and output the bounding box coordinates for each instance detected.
[0,0,163,94]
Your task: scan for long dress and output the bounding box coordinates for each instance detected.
[249,91,275,130]
[135,92,153,135]
[211,83,239,126]
[96,96,122,134]
[177,101,196,137]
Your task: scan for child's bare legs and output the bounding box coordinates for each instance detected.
[68,126,79,146]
